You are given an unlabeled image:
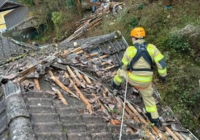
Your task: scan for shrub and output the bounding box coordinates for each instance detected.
[166,34,192,54]
[52,12,63,39]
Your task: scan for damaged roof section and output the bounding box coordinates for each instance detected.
[0,31,198,140]
[57,31,128,84]
[0,37,46,67]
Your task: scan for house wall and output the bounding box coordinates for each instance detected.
[0,10,12,32]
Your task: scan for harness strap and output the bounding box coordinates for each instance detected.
[129,42,153,71]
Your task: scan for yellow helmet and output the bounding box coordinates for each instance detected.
[130,27,146,38]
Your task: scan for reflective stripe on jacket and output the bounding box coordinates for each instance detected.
[114,39,167,86]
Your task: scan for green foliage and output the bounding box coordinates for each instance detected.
[62,128,67,132]
[108,108,121,114]
[41,35,51,42]
[116,8,129,23]
[157,59,200,134]
[52,12,63,39]
[128,17,139,28]
[166,35,190,53]
[6,132,9,138]
[19,0,34,6]
[66,0,76,7]
[137,3,144,10]
[52,12,63,25]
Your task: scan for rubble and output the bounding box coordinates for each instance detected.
[0,31,198,140]
[63,1,124,43]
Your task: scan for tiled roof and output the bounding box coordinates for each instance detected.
[0,37,37,66]
[4,6,30,30]
[0,96,8,140]
[0,31,198,140]
[0,0,20,8]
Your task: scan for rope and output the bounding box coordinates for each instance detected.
[119,73,128,140]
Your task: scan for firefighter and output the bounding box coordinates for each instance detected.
[111,27,167,128]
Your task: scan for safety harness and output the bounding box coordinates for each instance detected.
[128,42,153,71]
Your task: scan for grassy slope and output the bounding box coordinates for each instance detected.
[86,0,200,137]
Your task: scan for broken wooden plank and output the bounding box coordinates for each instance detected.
[126,101,167,139]
[86,52,99,59]
[74,69,86,88]
[48,70,79,99]
[34,78,40,90]
[52,87,68,105]
[66,66,81,87]
[143,129,155,140]
[126,101,146,124]
[152,126,168,140]
[91,54,109,61]
[76,50,84,55]
[104,65,116,71]
[88,22,102,31]
[165,127,180,140]
[72,47,82,53]
[64,72,92,114]
[174,131,185,140]
[128,102,167,140]
[115,97,131,119]
[124,104,155,140]
[17,67,36,82]
[125,105,139,121]
[110,119,121,125]
[83,74,92,84]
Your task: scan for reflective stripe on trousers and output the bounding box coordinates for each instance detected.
[128,72,152,83]
[145,105,157,113]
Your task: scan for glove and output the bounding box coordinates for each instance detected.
[111,80,121,90]
[159,76,167,84]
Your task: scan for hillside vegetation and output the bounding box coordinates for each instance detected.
[23,0,200,137]
[85,1,200,137]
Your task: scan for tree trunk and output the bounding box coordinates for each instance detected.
[75,0,83,16]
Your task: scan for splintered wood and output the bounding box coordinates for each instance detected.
[64,70,92,114]
[52,87,68,105]
[65,2,124,42]
[34,78,40,90]
[48,70,79,99]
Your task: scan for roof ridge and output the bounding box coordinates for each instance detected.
[2,81,36,140]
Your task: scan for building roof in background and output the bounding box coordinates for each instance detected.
[0,0,20,12]
[4,6,30,30]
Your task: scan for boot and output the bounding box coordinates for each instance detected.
[145,112,152,121]
[145,113,161,128]
[151,118,161,128]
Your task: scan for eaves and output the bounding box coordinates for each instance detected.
[0,0,22,12]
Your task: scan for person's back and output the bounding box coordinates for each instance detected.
[111,27,167,128]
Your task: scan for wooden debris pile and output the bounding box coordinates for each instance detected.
[65,2,124,42]
[0,51,192,140]
[57,31,128,86]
